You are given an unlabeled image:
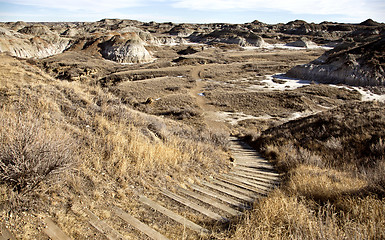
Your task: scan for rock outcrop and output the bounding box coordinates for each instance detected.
[287,35,385,86]
[99,33,153,63]
[286,37,318,48]
[1,18,384,64]
[0,25,71,58]
[190,27,269,47]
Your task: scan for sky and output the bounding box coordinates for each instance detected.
[0,0,384,24]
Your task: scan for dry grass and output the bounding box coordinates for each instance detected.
[0,111,75,194]
[1,45,383,239]
[231,165,384,239]
[0,54,229,239]
[233,101,385,239]
[231,188,385,240]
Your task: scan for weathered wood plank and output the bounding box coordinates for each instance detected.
[231,170,280,185]
[201,181,255,202]
[233,157,270,163]
[234,166,281,178]
[42,218,72,240]
[189,184,249,210]
[234,158,268,163]
[138,195,209,234]
[161,189,226,222]
[210,178,259,198]
[221,174,271,192]
[216,175,268,196]
[234,162,275,170]
[178,188,242,216]
[232,168,281,179]
[1,223,16,240]
[83,208,127,240]
[113,207,169,240]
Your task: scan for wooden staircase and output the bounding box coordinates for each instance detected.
[3,137,280,239]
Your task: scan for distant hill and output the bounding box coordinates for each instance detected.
[287,34,385,86]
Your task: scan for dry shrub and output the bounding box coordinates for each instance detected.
[263,144,324,172]
[287,165,367,202]
[0,111,75,193]
[370,137,385,156]
[362,157,385,195]
[231,190,320,240]
[231,189,385,240]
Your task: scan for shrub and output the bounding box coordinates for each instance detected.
[0,111,75,193]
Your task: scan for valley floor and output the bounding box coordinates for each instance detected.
[1,43,384,239]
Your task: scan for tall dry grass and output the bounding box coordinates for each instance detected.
[231,165,384,239]
[0,110,75,194]
[231,189,385,240]
[0,55,230,239]
[233,101,385,239]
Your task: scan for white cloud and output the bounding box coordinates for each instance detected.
[4,0,144,12]
[1,0,384,23]
[171,0,383,21]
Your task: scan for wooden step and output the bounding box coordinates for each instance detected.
[1,223,16,240]
[234,162,275,170]
[83,208,127,240]
[221,174,271,192]
[232,154,267,160]
[161,189,226,222]
[233,156,270,163]
[189,184,249,210]
[138,195,209,234]
[234,166,281,178]
[42,218,72,240]
[201,181,255,202]
[210,178,259,198]
[178,187,242,216]
[216,175,268,196]
[113,206,169,240]
[232,168,281,181]
[231,170,280,185]
[233,159,271,165]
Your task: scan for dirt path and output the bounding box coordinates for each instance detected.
[189,64,231,132]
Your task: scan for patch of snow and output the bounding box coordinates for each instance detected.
[248,74,312,91]
[242,44,333,51]
[214,111,272,125]
[272,44,333,50]
[260,74,385,102]
[329,85,385,102]
[214,110,320,125]
[285,110,321,121]
[262,74,385,102]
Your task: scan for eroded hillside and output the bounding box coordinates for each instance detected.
[1,18,384,239]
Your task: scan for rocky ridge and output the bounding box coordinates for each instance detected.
[287,34,385,86]
[0,18,384,66]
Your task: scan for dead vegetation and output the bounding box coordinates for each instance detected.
[1,37,384,239]
[233,101,385,239]
[0,54,229,239]
[0,111,75,194]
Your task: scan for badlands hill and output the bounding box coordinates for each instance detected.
[0,18,384,68]
[288,34,385,86]
[1,17,385,239]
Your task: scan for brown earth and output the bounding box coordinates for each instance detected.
[1,18,385,239]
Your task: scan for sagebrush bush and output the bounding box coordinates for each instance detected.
[0,111,75,193]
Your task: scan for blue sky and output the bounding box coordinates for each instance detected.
[0,0,384,24]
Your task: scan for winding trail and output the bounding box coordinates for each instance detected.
[37,65,281,240]
[188,64,231,132]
